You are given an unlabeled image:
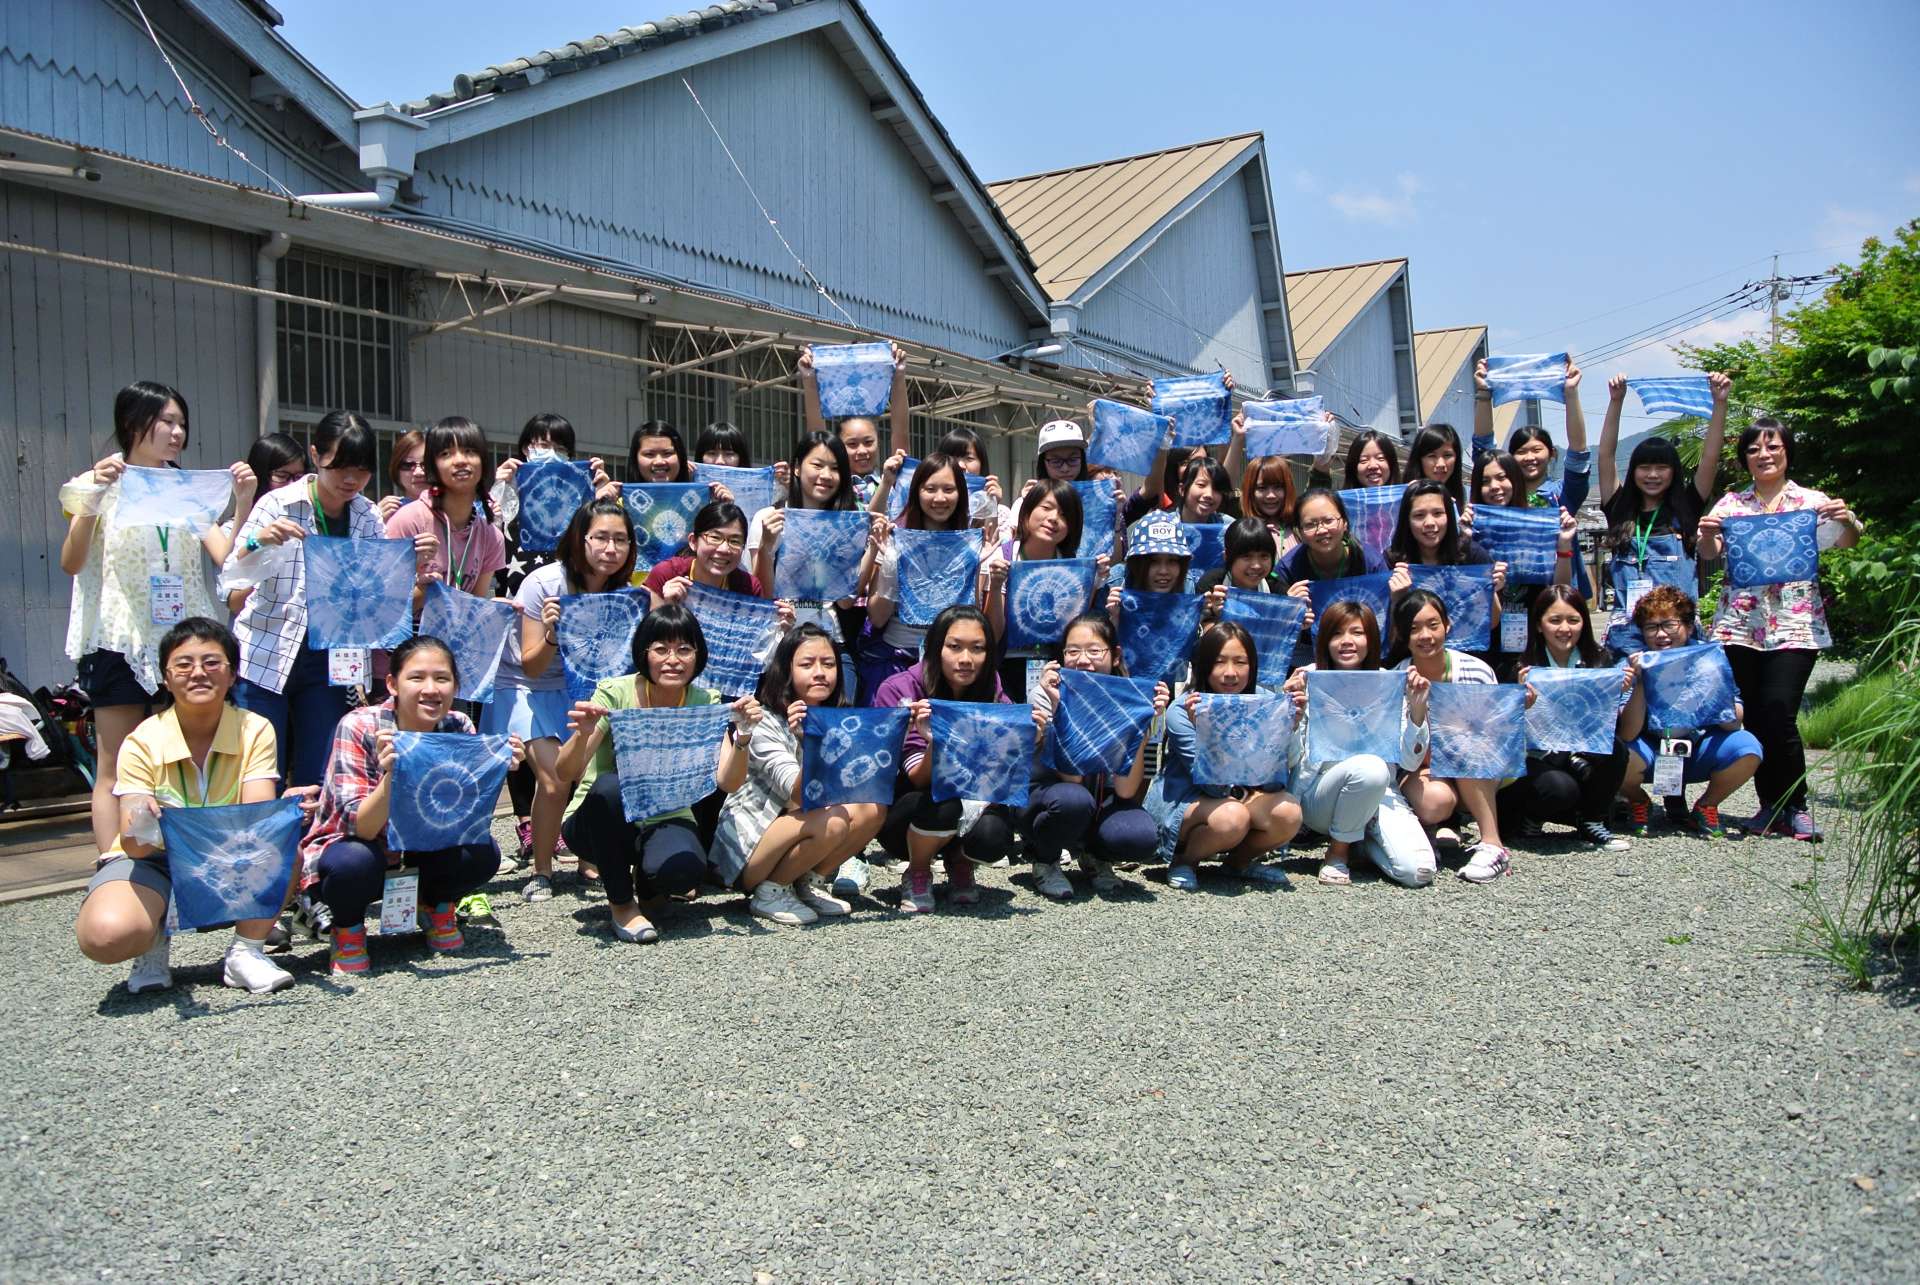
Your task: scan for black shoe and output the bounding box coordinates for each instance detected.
[263,919,293,954]
[1662,793,1691,828]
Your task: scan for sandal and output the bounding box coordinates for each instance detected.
[1317,860,1351,885]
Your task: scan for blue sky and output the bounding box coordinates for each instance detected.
[280,0,1919,437]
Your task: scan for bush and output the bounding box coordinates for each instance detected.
[1821,520,1920,656]
[1800,667,1903,749]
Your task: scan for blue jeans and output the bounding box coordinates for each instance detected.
[234,643,349,789]
[315,838,502,929]
[1021,780,1158,864]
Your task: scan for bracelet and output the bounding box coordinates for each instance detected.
[1474,392,1493,403]
[1556,549,1575,559]
[245,536,260,552]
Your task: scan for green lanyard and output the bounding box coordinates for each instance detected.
[1632,512,1657,569]
[174,758,236,808]
[308,480,333,536]
[442,512,474,591]
[155,527,171,575]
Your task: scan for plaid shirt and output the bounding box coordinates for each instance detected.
[221,481,384,693]
[298,699,475,886]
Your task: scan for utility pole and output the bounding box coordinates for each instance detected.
[1768,253,1784,347]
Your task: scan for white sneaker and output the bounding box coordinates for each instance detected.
[221,942,295,995]
[1076,852,1120,892]
[749,881,818,926]
[1031,861,1074,900]
[1459,843,1512,884]
[831,855,872,897]
[795,874,852,917]
[127,935,172,993]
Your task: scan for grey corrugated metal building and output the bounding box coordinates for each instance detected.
[0,0,1328,684]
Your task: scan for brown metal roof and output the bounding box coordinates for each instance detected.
[1412,325,1486,422]
[986,133,1262,303]
[1282,258,1407,368]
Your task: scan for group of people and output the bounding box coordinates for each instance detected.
[61,342,1861,997]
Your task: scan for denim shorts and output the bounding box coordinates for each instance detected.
[76,649,155,710]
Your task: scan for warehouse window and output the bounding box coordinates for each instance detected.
[644,327,722,441]
[277,250,404,419]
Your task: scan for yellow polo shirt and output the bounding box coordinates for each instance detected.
[107,704,280,855]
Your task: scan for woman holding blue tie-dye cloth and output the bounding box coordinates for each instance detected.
[1693,420,1860,841]
[798,342,907,508]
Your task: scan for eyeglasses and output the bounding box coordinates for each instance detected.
[1641,618,1687,636]
[399,460,428,475]
[166,657,229,677]
[585,533,632,550]
[1300,517,1343,535]
[647,643,698,660]
[1063,647,1111,663]
[269,470,304,488]
[698,532,747,552]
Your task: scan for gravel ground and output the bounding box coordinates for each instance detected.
[3,766,1915,1280]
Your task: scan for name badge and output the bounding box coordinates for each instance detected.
[149,574,186,626]
[376,872,419,936]
[1651,753,1685,797]
[1026,657,1049,698]
[1623,574,1652,615]
[1499,610,1529,653]
[328,647,369,687]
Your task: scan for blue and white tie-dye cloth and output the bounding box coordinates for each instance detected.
[304,536,415,649]
[894,528,982,626]
[1406,564,1495,652]
[385,731,515,852]
[1189,692,1295,787]
[886,459,987,521]
[1219,589,1308,685]
[160,797,303,932]
[513,457,594,554]
[802,706,910,808]
[1305,669,1406,765]
[1721,510,1819,589]
[114,466,232,536]
[1628,376,1714,421]
[1088,399,1172,477]
[693,463,778,522]
[556,591,647,702]
[1638,642,1739,731]
[1307,572,1393,639]
[928,700,1033,807]
[417,581,517,703]
[1338,486,1402,562]
[1183,522,1229,577]
[622,483,708,574]
[1151,372,1232,448]
[1073,481,1121,560]
[1470,505,1561,584]
[811,342,895,419]
[773,508,870,602]
[607,704,732,822]
[1049,668,1158,778]
[1525,667,1622,755]
[1428,683,1526,780]
[1005,559,1098,651]
[1485,353,1568,406]
[1242,396,1329,458]
[684,582,781,698]
[1118,589,1204,685]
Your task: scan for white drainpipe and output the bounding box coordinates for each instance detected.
[297,105,426,211]
[256,231,292,437]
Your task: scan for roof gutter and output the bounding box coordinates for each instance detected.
[298,105,425,211]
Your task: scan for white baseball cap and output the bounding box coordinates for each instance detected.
[1035,420,1086,454]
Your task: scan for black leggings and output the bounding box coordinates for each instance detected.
[1725,646,1818,812]
[1496,747,1628,830]
[878,786,1017,865]
[560,772,709,904]
[316,839,502,929]
[507,762,536,819]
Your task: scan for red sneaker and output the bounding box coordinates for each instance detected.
[423,903,464,952]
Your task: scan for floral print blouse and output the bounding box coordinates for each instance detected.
[1705,481,1831,652]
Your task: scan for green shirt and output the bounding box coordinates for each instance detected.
[565,675,716,827]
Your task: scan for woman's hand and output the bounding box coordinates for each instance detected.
[540,597,564,633]
[566,701,608,735]
[1816,497,1858,528]
[866,511,892,550]
[983,475,1004,506]
[1556,509,1578,550]
[979,546,1008,591]
[1695,512,1722,542]
[506,735,527,770]
[374,728,397,777]
[730,696,762,733]
[1564,358,1582,396]
[772,461,792,491]
[281,784,321,821]
[376,493,404,523]
[1093,553,1112,584]
[1404,669,1431,724]
[1522,683,1538,709]
[661,575,692,604]
[229,461,258,506]
[1281,668,1308,712]
[589,457,618,500]
[1286,579,1311,601]
[1039,659,1062,697]
[1515,664,1531,688]
[796,346,815,379]
[1473,357,1489,394]
[1202,583,1227,616]
[1183,689,1201,719]
[775,599,797,630]
[908,698,931,739]
[1708,371,1732,404]
[1458,502,1474,534]
[1490,560,1508,594]
[786,698,811,735]
[881,449,907,481]
[707,482,735,507]
[1031,702,1052,741]
[1388,563,1412,594]
[252,518,306,548]
[1230,409,1246,440]
[412,531,440,571]
[1105,584,1123,616]
[496,457,522,486]
[90,453,127,488]
[1620,660,1638,694]
[759,507,785,549]
[1221,370,1235,393]
[1608,373,1629,404]
[1151,681,1172,718]
[891,341,908,373]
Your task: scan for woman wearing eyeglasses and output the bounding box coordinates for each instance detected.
[376,429,430,524]
[1272,488,1389,672]
[645,500,763,607]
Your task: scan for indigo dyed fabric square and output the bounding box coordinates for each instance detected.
[694,463,778,522]
[1305,669,1405,765]
[684,582,781,698]
[160,797,303,932]
[811,342,895,419]
[1470,505,1560,584]
[894,528,982,626]
[115,466,232,535]
[1628,376,1714,421]
[1074,481,1121,560]
[1189,692,1295,787]
[557,591,647,703]
[622,483,708,574]
[1220,590,1309,684]
[385,731,515,852]
[1088,399,1171,476]
[1151,373,1232,448]
[802,706,910,808]
[514,458,594,554]
[1721,510,1819,589]
[1307,572,1393,640]
[774,508,870,602]
[1243,397,1329,458]
[1638,642,1739,731]
[1049,668,1158,778]
[1525,667,1622,755]
[1428,683,1527,780]
[608,704,733,822]
[1005,559,1098,652]
[1407,564,1495,653]
[1338,485,1402,562]
[417,582,517,704]
[1118,589,1203,685]
[304,536,415,649]
[928,700,1033,807]
[1485,353,1568,406]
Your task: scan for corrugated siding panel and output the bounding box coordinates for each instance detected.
[1073,180,1268,387]
[1311,297,1402,438]
[0,182,257,684]
[412,31,1028,359]
[0,0,346,195]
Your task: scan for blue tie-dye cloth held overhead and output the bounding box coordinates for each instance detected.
[887,458,987,521]
[1524,667,1622,755]
[304,535,415,649]
[1005,558,1098,651]
[693,462,778,522]
[1151,372,1233,448]
[1243,409,1330,459]
[1721,510,1820,589]
[1307,572,1393,639]
[1485,353,1569,406]
[1049,667,1158,778]
[556,591,647,703]
[894,528,982,626]
[385,731,515,852]
[1470,504,1561,584]
[1406,564,1495,653]
[159,797,304,932]
[417,581,518,704]
[1087,399,1172,477]
[1427,683,1527,780]
[802,706,910,808]
[1637,642,1739,732]
[622,482,708,574]
[811,342,895,419]
[1118,588,1204,685]
[1073,480,1121,560]
[607,703,733,823]
[114,466,233,535]
[684,582,781,698]
[928,700,1034,807]
[773,508,870,602]
[1305,669,1406,766]
[1338,485,1402,562]
[1189,691,1296,787]
[1628,376,1715,421]
[1219,589,1308,686]
[513,457,594,554]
